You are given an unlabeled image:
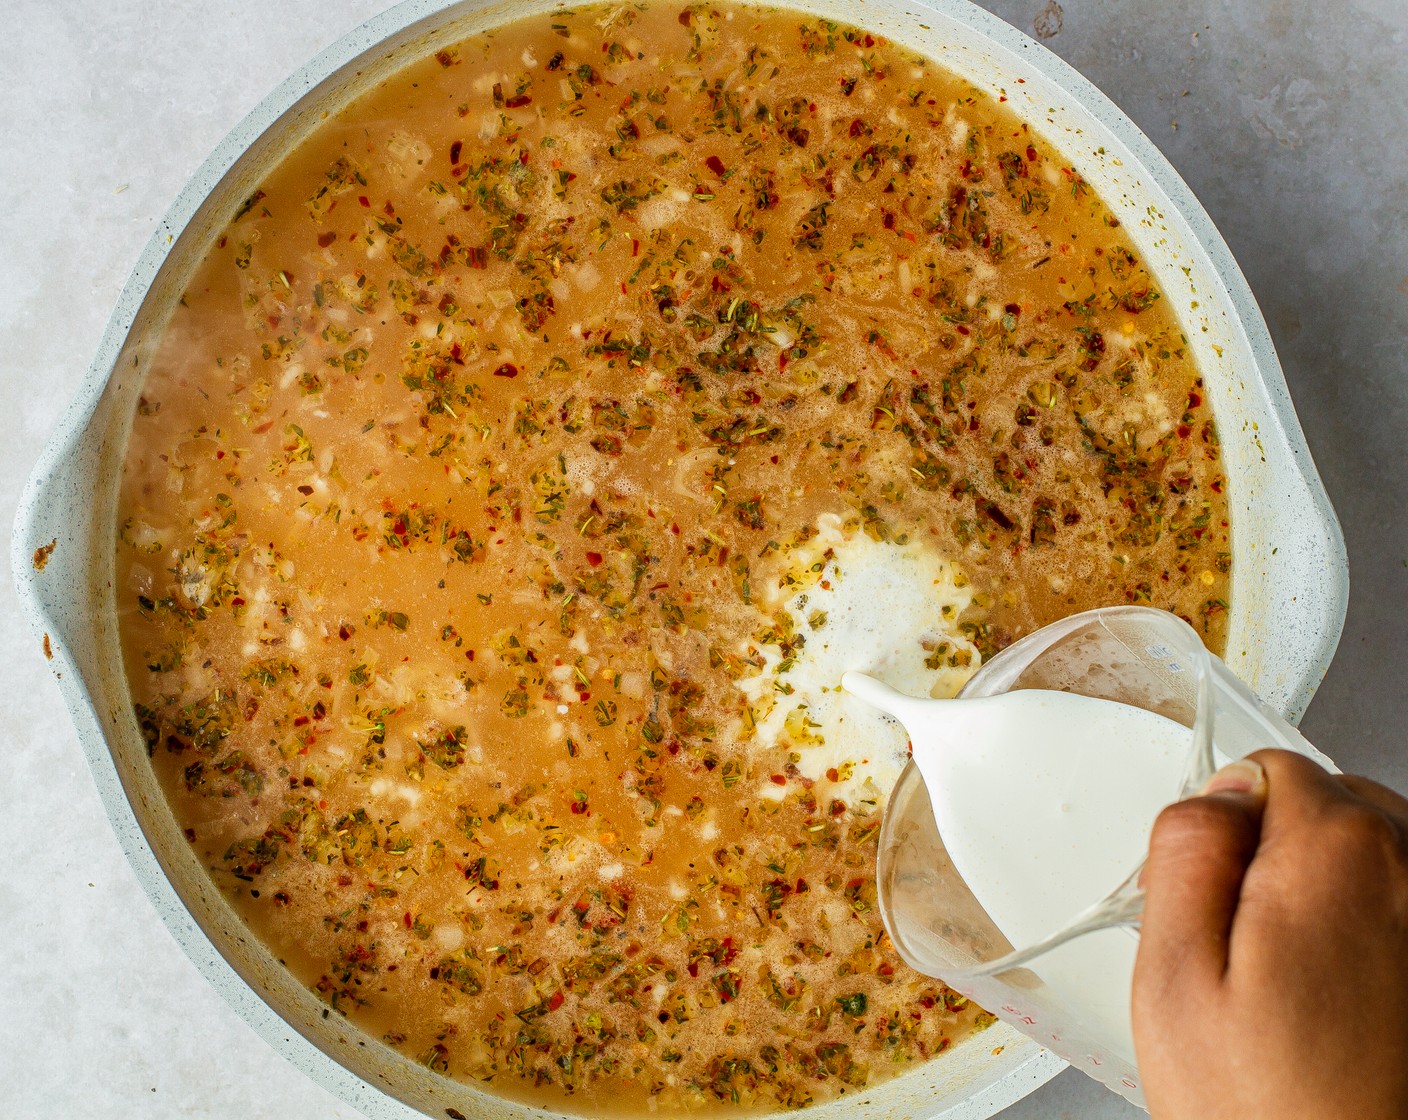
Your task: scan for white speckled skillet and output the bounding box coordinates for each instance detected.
[10,1,1346,1117]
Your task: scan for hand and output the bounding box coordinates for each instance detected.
[1133,748,1408,1120]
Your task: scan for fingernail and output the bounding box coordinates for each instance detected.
[1199,757,1267,797]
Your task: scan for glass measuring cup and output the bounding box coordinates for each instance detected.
[875,606,1333,1108]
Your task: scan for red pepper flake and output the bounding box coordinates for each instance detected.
[547,990,565,1011]
[449,140,462,164]
[493,363,519,378]
[585,551,603,567]
[505,93,532,108]
[316,231,337,248]
[770,774,788,785]
[705,154,727,177]
[1188,390,1203,408]
[982,501,1014,529]
[357,195,370,207]
[403,912,413,929]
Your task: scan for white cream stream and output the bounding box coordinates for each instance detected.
[734,514,980,807]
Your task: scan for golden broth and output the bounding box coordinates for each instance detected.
[118,3,1229,1114]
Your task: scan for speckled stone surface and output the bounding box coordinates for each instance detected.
[1,1,1404,1118]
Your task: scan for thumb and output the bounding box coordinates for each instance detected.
[1137,758,1268,989]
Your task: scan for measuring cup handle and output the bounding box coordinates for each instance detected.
[1050,875,1146,945]
[1091,880,1146,928]
[966,871,1147,979]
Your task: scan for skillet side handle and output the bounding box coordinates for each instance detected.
[1276,468,1349,726]
[10,350,131,702]
[12,424,93,667]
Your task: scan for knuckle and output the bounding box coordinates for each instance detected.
[1145,796,1262,896]
[1151,795,1247,848]
[1320,803,1407,867]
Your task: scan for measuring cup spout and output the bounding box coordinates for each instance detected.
[841,672,924,718]
[840,671,969,742]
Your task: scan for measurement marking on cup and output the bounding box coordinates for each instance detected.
[1146,644,1184,673]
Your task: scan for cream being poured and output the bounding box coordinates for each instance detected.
[733,514,981,808]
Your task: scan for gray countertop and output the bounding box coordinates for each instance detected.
[1,1,1403,1117]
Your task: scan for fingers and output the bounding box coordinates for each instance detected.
[1246,748,1381,840]
[1242,750,1408,845]
[1138,758,1268,986]
[1336,774,1408,819]
[1247,747,1339,803]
